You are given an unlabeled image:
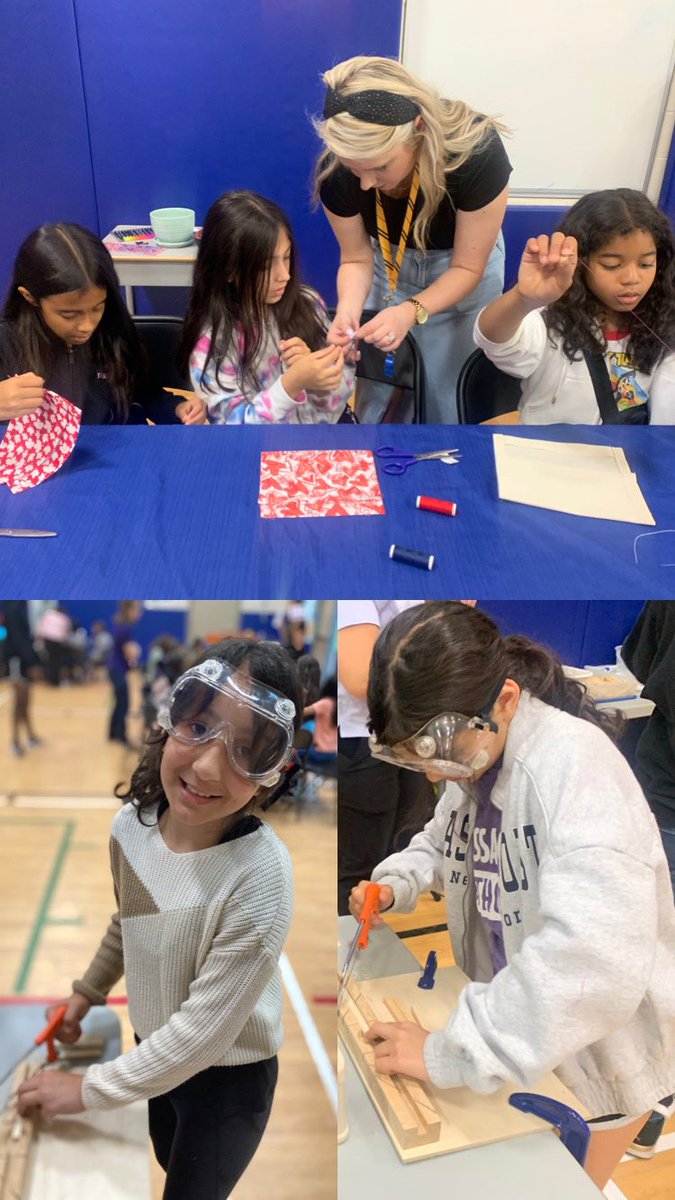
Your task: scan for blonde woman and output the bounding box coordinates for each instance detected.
[314,56,511,422]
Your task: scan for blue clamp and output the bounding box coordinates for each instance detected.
[418,950,437,990]
[508,1092,591,1167]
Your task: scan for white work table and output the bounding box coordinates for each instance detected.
[337,917,602,1199]
[104,226,198,311]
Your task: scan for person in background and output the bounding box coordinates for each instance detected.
[108,601,143,748]
[1,601,42,757]
[622,601,675,1158]
[37,604,73,688]
[90,621,114,680]
[337,600,436,914]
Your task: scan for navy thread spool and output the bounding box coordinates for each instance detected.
[384,351,395,379]
[389,543,435,571]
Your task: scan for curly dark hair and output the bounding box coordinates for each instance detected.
[115,637,303,825]
[544,189,675,373]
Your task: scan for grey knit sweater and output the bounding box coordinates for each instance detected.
[76,802,293,1109]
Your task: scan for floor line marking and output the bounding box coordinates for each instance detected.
[280,951,337,1117]
[13,820,75,993]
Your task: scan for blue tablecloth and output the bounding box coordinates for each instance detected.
[1,424,674,598]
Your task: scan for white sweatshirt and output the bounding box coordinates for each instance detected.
[473,307,675,424]
[372,691,675,1117]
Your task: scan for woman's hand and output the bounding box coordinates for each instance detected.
[327,311,359,350]
[279,337,311,369]
[517,233,578,306]
[283,346,345,396]
[176,395,208,425]
[348,880,393,927]
[46,993,92,1044]
[364,1020,431,1080]
[18,1070,85,1118]
[356,303,416,352]
[0,373,45,420]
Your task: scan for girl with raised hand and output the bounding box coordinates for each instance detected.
[475,189,675,423]
[349,601,675,1189]
[178,191,355,425]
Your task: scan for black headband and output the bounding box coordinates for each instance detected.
[323,86,420,127]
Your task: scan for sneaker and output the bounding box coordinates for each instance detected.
[11,742,24,757]
[26,736,43,749]
[627,1095,674,1159]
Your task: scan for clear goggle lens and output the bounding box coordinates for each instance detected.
[158,661,295,784]
[368,711,494,780]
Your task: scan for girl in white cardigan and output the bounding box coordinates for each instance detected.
[350,601,675,1188]
[474,189,675,423]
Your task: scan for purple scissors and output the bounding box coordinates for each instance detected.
[375,445,461,476]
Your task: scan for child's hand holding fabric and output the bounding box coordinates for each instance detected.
[0,372,46,420]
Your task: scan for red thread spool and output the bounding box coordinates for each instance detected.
[416,494,458,517]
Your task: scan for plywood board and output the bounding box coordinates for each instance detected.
[339,968,586,1164]
[24,1084,151,1200]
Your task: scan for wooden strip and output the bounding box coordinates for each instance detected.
[0,1061,39,1200]
[381,996,442,1141]
[339,988,431,1148]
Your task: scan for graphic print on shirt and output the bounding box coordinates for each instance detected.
[608,350,648,412]
[443,807,541,931]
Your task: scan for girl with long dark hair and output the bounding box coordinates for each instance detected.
[475,189,675,423]
[0,223,178,424]
[178,191,355,424]
[349,602,675,1189]
[18,638,301,1200]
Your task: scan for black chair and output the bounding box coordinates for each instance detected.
[456,348,522,424]
[355,310,427,423]
[132,315,190,424]
[326,308,427,423]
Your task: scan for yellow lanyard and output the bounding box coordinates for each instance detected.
[375,164,420,302]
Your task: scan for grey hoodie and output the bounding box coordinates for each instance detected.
[372,691,675,1117]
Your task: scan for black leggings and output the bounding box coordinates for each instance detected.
[146,1055,278,1200]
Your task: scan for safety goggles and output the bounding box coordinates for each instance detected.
[157,659,296,786]
[368,686,503,780]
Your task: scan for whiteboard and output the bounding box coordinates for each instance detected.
[402,0,675,195]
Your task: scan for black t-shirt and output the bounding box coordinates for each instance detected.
[622,601,675,825]
[320,130,511,250]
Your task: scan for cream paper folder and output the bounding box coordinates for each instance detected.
[493,434,655,526]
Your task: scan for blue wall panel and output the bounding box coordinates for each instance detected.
[0,0,98,301]
[73,0,402,311]
[480,601,643,667]
[502,206,569,290]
